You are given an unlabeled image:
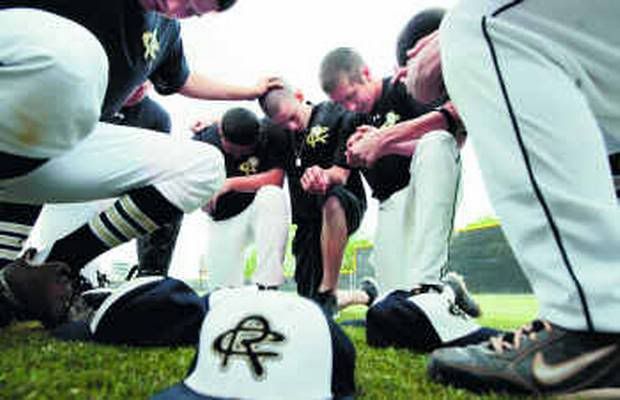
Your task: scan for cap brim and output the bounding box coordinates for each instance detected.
[51,320,94,342]
[152,383,355,400]
[338,318,366,328]
[150,383,227,400]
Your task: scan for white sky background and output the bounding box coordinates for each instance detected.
[34,0,495,280]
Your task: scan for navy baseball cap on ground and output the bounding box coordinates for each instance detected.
[367,288,500,353]
[152,289,356,400]
[52,277,206,346]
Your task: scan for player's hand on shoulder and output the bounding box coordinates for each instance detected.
[391,65,409,85]
[404,30,445,104]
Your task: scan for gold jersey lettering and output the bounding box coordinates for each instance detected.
[239,156,259,176]
[142,28,160,62]
[306,126,330,148]
[380,111,401,130]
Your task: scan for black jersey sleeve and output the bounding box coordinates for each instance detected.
[260,137,285,172]
[154,103,172,133]
[259,120,290,169]
[192,124,221,147]
[150,22,190,95]
[393,81,435,118]
[141,97,172,133]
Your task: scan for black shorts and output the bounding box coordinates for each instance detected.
[292,185,366,298]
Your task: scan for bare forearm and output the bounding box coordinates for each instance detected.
[383,139,419,157]
[325,166,350,187]
[179,73,258,100]
[378,100,460,147]
[378,111,445,149]
[225,169,284,193]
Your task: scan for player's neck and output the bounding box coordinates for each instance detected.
[299,103,313,132]
[371,79,383,104]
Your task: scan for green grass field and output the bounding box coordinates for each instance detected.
[0,294,538,400]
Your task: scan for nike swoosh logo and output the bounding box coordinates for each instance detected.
[532,344,617,386]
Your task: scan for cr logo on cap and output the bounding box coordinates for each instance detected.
[213,315,285,379]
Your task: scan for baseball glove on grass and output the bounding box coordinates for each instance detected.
[0,253,74,328]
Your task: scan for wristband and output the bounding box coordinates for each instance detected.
[434,107,457,134]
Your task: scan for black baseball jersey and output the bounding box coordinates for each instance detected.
[0,0,190,119]
[365,78,434,202]
[270,102,368,223]
[193,122,283,221]
[108,96,172,134]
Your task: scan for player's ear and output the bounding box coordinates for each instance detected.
[217,119,225,137]
[361,65,372,83]
[293,89,304,103]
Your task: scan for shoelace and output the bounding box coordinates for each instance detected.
[489,320,552,354]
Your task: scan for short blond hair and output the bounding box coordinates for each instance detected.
[319,47,365,94]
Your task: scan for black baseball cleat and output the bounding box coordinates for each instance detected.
[442,272,481,318]
[313,290,338,319]
[428,319,620,398]
[359,276,379,306]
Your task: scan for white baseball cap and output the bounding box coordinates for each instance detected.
[152,289,356,399]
